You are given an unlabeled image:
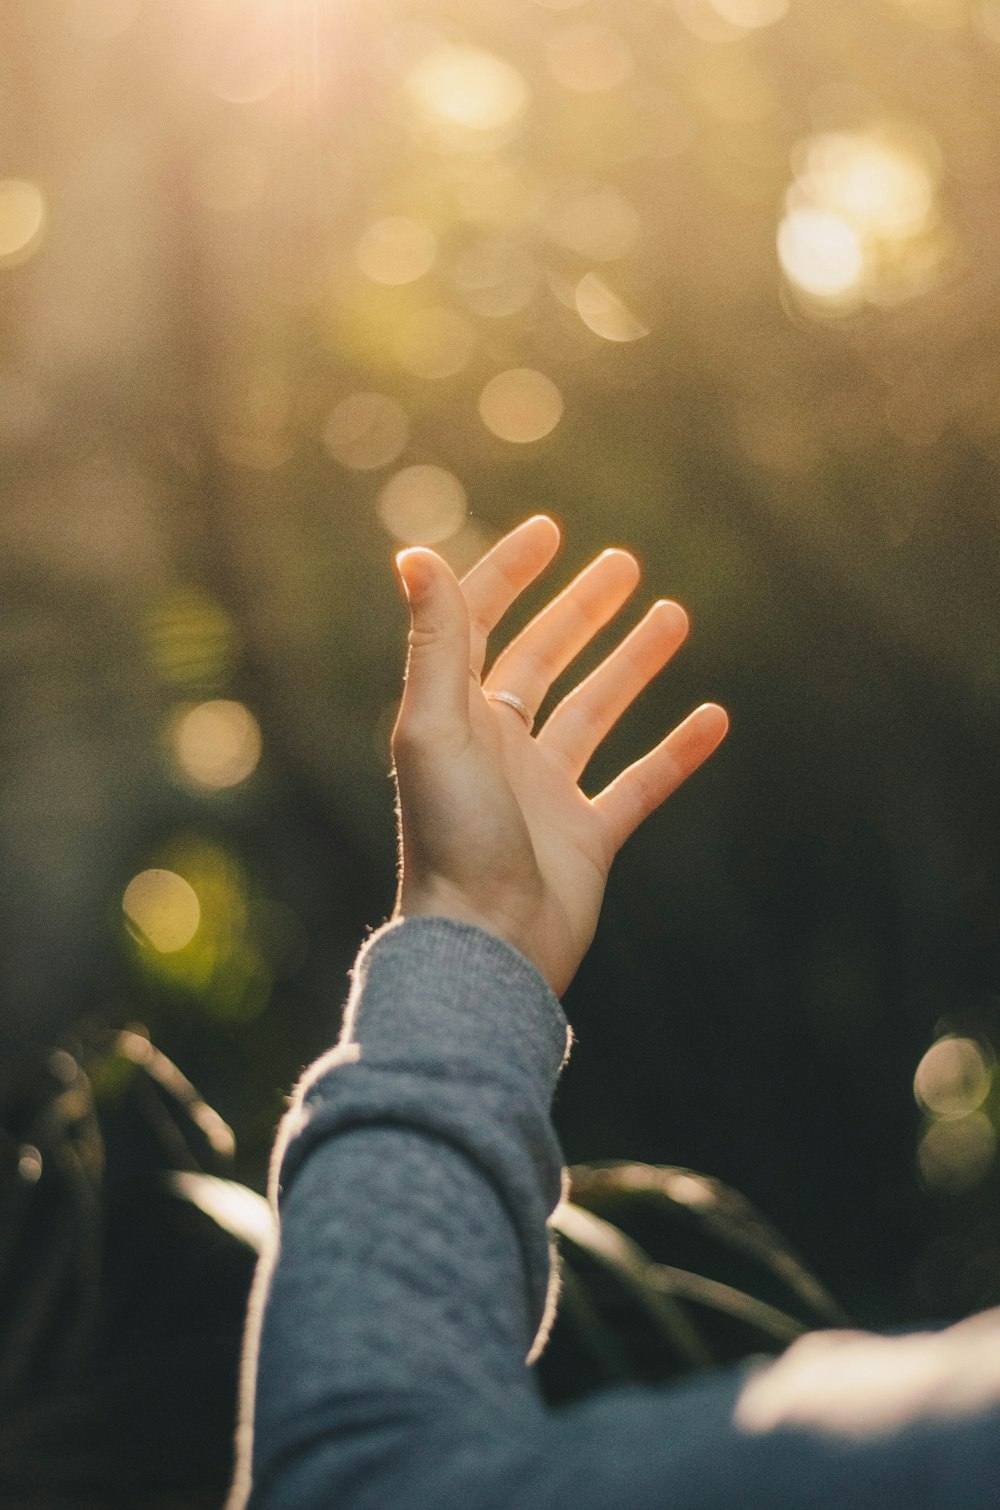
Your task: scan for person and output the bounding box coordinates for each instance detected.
[230,516,1000,1509]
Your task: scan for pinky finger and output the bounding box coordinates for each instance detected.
[592,703,729,856]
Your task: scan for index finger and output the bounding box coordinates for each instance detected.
[461,515,561,675]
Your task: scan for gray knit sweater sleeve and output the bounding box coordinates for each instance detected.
[233,917,1000,1510]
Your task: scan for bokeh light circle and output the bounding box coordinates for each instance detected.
[377,464,467,544]
[918,1113,997,1194]
[406,45,529,134]
[478,369,564,443]
[170,700,263,791]
[392,307,476,380]
[322,393,410,470]
[777,208,865,301]
[914,1037,993,1119]
[0,180,47,268]
[122,869,201,953]
[355,216,437,285]
[545,24,634,93]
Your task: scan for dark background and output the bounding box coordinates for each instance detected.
[4,0,1000,1342]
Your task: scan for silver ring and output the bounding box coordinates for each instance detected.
[484,689,534,733]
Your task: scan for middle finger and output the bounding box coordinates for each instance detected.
[483,548,640,715]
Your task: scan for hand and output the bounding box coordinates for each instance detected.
[391,516,728,997]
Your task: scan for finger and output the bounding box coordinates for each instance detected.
[393,548,472,745]
[537,599,690,778]
[484,549,641,715]
[461,515,562,675]
[592,702,729,855]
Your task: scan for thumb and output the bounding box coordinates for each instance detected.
[395,547,471,736]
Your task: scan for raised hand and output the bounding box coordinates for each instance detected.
[392,516,728,997]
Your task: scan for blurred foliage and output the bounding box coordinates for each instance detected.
[3,0,1000,1340]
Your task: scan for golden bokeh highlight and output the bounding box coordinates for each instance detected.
[406,45,529,136]
[451,237,539,317]
[778,127,943,310]
[146,588,238,692]
[0,180,47,268]
[675,0,750,43]
[918,1112,997,1193]
[377,464,467,543]
[355,216,437,286]
[322,392,410,470]
[575,273,649,342]
[708,0,790,28]
[543,183,641,261]
[778,208,865,301]
[170,699,263,791]
[914,1036,993,1119]
[478,368,564,443]
[545,24,635,94]
[392,306,476,380]
[123,839,272,1019]
[123,869,202,954]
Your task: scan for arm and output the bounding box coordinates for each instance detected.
[232,518,1000,1508]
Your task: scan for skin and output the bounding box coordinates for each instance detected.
[392,514,729,998]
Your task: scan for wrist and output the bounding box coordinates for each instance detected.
[395,880,539,970]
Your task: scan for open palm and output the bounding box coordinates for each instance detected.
[393,516,728,996]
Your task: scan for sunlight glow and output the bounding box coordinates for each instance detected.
[777,208,865,300]
[377,464,467,543]
[123,869,201,953]
[778,127,943,308]
[406,45,529,135]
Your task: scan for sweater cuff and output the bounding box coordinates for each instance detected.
[339,915,572,1090]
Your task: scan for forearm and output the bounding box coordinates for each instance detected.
[234,917,571,1507]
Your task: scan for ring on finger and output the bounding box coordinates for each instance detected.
[484,689,534,734]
